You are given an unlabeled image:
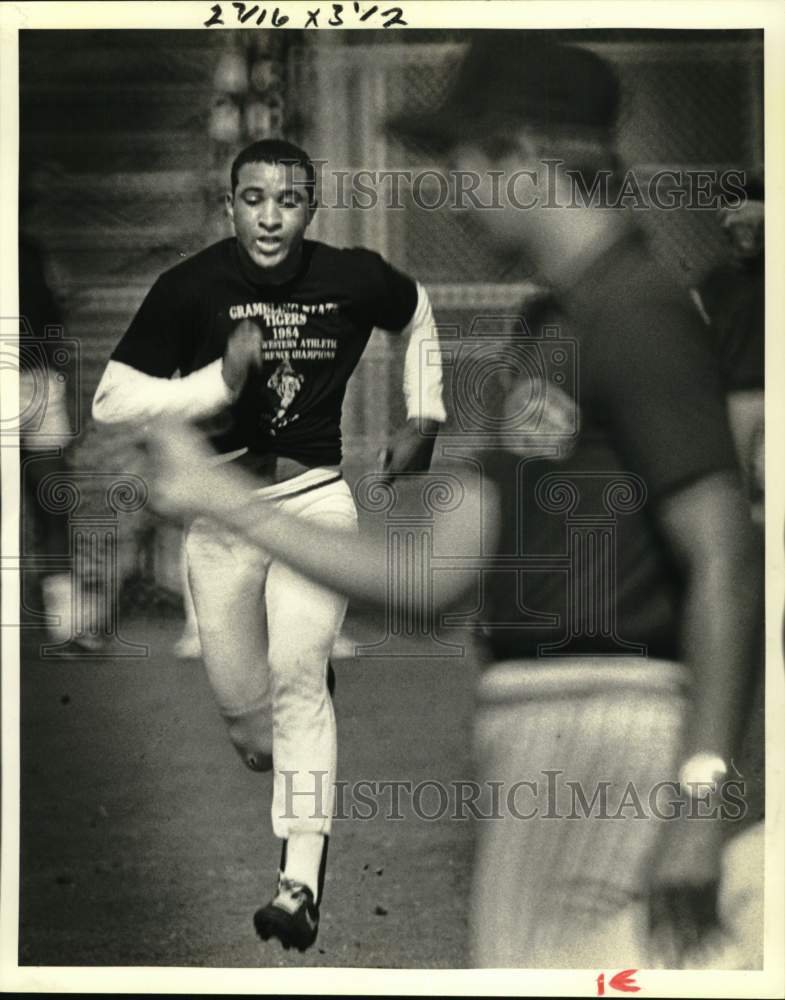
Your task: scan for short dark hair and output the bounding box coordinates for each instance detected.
[230,139,317,204]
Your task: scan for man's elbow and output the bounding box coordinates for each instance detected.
[693,518,763,597]
[91,387,117,426]
[730,527,764,599]
[91,381,132,427]
[717,516,761,570]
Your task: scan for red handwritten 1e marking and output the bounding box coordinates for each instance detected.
[596,969,641,995]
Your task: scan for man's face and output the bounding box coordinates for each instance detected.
[448,139,545,252]
[227,160,314,274]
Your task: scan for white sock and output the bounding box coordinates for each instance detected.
[283,833,325,902]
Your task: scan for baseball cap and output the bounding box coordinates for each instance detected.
[386,32,620,152]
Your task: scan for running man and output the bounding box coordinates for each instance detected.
[92,139,446,952]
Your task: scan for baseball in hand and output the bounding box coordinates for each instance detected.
[222,320,263,395]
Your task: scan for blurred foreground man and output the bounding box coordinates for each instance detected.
[387,33,764,969]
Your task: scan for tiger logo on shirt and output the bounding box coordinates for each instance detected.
[267,358,304,424]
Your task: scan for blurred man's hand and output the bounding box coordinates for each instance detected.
[648,813,726,967]
[146,420,257,520]
[222,320,263,396]
[377,418,440,482]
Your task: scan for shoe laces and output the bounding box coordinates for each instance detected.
[277,875,310,902]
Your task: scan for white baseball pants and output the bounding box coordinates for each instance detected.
[185,468,357,839]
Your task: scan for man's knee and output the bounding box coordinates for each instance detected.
[224,706,273,772]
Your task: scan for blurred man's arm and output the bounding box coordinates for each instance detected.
[597,296,760,768]
[658,468,762,766]
[148,421,490,612]
[648,468,762,963]
[726,390,764,525]
[593,293,762,963]
[230,473,488,609]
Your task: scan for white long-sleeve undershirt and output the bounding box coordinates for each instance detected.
[400,282,447,423]
[92,357,233,427]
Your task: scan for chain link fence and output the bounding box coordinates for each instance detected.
[289,31,762,465]
[292,32,762,288]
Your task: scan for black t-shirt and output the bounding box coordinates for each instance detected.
[475,229,738,661]
[111,238,418,465]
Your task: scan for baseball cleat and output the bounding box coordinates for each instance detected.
[253,876,320,952]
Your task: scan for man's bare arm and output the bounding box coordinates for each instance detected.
[657,468,762,762]
[649,468,763,964]
[149,421,494,612]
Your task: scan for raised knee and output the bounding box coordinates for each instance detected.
[224,710,273,773]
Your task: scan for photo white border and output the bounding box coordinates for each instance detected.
[1,2,783,996]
